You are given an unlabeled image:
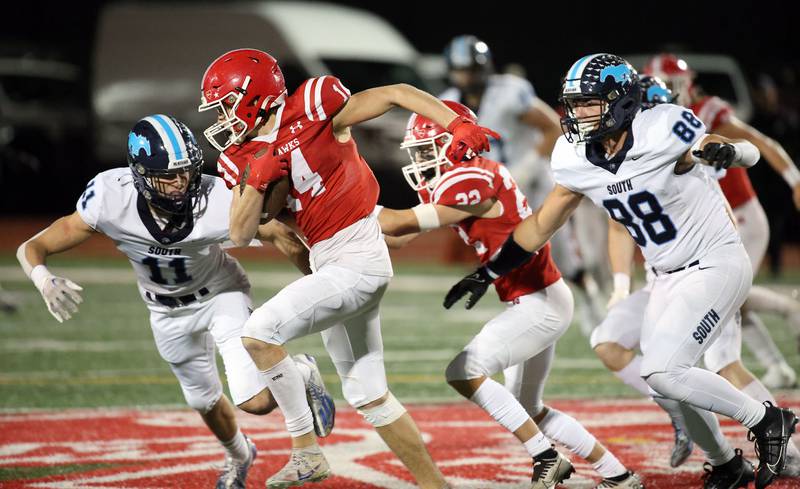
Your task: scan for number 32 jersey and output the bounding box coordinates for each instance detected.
[551,103,740,272]
[76,168,249,301]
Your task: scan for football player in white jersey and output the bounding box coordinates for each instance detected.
[444,53,798,489]
[16,115,335,489]
[591,77,800,481]
[441,34,608,337]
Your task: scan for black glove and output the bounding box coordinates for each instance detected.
[692,142,736,171]
[443,266,493,310]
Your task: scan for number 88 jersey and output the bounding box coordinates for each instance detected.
[551,103,741,272]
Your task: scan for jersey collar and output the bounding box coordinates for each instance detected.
[584,129,635,175]
[137,194,195,245]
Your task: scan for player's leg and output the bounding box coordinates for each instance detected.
[448,279,576,486]
[592,288,693,467]
[735,198,798,387]
[510,346,641,487]
[704,318,800,477]
[321,273,447,489]
[640,244,797,486]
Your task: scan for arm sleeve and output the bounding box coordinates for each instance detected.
[431,171,495,206]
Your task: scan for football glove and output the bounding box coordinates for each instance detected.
[243,148,289,192]
[692,142,737,171]
[443,266,493,310]
[38,275,83,323]
[446,116,501,162]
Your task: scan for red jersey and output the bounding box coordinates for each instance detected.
[420,157,561,302]
[691,95,756,208]
[217,76,379,246]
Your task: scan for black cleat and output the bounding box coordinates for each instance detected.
[701,449,754,489]
[748,401,799,488]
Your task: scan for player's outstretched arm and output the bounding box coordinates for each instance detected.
[443,185,582,309]
[332,84,499,161]
[256,220,312,275]
[230,185,267,247]
[16,212,95,322]
[715,116,800,209]
[606,219,636,309]
[378,200,496,237]
[677,134,759,173]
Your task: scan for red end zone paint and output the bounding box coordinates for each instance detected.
[1,397,799,488]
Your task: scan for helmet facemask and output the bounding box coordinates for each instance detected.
[133,158,203,216]
[400,134,453,192]
[561,97,612,144]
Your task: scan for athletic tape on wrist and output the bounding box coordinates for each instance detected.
[412,203,441,231]
[612,273,631,294]
[30,265,54,292]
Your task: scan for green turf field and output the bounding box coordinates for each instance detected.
[1,256,799,409]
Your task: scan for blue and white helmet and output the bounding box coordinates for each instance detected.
[127,114,204,215]
[559,53,641,143]
[639,74,674,109]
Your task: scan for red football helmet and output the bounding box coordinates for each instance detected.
[643,54,694,105]
[400,100,477,192]
[199,48,287,151]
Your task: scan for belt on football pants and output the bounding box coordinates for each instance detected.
[145,287,210,308]
[651,260,700,276]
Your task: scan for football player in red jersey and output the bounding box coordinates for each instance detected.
[378,101,643,489]
[199,48,499,489]
[645,54,800,390]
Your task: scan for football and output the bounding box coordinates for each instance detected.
[260,175,290,224]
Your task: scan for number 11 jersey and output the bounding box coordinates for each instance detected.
[550,103,740,272]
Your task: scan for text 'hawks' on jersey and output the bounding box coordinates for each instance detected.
[76,168,249,300]
[419,157,561,302]
[690,95,756,208]
[217,76,379,247]
[551,103,741,272]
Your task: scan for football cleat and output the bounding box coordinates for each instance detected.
[670,419,694,468]
[294,354,336,437]
[216,435,257,489]
[530,448,575,489]
[595,471,643,489]
[782,442,800,477]
[266,445,331,488]
[748,401,799,488]
[701,448,754,489]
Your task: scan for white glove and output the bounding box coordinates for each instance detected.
[606,273,631,310]
[31,266,83,323]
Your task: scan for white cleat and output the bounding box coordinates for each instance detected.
[595,471,644,489]
[216,435,257,489]
[266,445,330,488]
[531,449,575,489]
[761,362,797,390]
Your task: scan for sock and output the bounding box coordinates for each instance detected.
[470,378,531,435]
[523,431,553,458]
[261,355,314,437]
[537,408,596,459]
[742,311,785,367]
[221,429,250,464]
[613,355,651,397]
[592,451,628,479]
[646,368,766,428]
[747,285,800,317]
[677,401,734,466]
[294,359,312,384]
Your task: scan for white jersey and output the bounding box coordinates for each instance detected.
[551,103,740,272]
[76,168,249,302]
[440,74,544,173]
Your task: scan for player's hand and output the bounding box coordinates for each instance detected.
[446,116,501,162]
[443,266,493,310]
[692,142,736,171]
[39,276,83,323]
[606,288,629,309]
[244,148,289,192]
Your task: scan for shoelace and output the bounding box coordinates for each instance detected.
[218,456,244,484]
[532,457,556,481]
[747,430,787,470]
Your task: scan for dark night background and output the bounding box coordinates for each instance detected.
[2,0,798,268]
